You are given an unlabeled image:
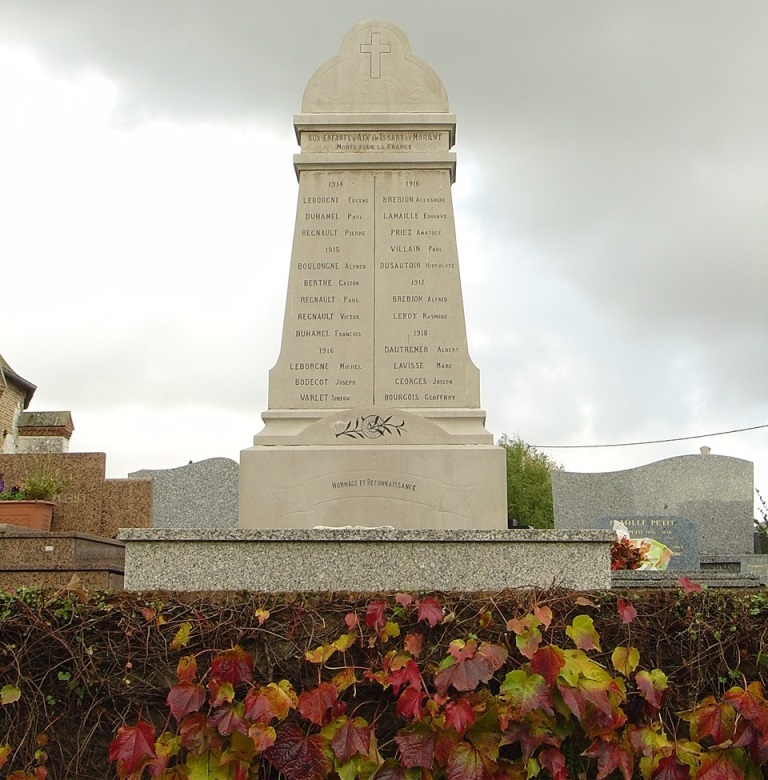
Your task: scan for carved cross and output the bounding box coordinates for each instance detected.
[360,32,391,79]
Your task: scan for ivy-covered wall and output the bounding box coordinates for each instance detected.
[1,585,768,779]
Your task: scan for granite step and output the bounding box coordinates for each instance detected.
[0,525,125,591]
[612,570,761,589]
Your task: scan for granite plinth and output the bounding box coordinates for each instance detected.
[118,528,613,591]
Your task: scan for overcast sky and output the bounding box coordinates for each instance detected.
[1,1,766,508]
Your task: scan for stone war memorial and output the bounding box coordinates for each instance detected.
[238,18,505,530]
[120,20,613,591]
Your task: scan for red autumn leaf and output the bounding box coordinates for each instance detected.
[575,596,597,607]
[501,722,558,763]
[264,723,331,780]
[179,711,223,754]
[395,723,436,769]
[404,632,424,658]
[566,615,601,652]
[210,646,254,686]
[653,755,691,780]
[677,576,703,594]
[371,759,407,780]
[243,682,296,723]
[366,600,387,629]
[395,593,413,607]
[396,686,425,719]
[449,638,478,662]
[732,720,767,765]
[209,703,246,736]
[435,728,463,767]
[681,697,736,744]
[636,670,668,711]
[500,670,555,716]
[166,681,206,721]
[697,747,754,780]
[445,698,476,735]
[109,721,157,774]
[534,605,553,630]
[435,643,507,695]
[508,614,543,660]
[248,722,277,753]
[558,682,587,721]
[447,741,491,780]
[344,611,358,630]
[723,682,768,733]
[617,599,638,624]
[416,597,443,628]
[329,716,371,762]
[176,655,197,683]
[298,682,338,726]
[208,678,235,707]
[539,747,567,780]
[389,659,422,695]
[531,645,566,687]
[581,737,633,780]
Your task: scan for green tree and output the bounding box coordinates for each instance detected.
[499,434,561,529]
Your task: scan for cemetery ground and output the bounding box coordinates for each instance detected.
[2,584,768,778]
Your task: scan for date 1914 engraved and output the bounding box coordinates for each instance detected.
[335,414,407,439]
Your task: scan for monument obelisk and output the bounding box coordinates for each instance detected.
[239,20,507,529]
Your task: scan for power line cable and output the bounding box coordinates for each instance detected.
[532,423,768,450]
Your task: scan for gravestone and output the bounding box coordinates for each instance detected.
[739,555,768,585]
[595,515,700,571]
[129,458,238,529]
[552,451,754,559]
[239,20,506,529]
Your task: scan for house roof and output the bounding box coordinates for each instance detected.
[0,354,37,408]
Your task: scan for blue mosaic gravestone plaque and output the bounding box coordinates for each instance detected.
[596,515,700,571]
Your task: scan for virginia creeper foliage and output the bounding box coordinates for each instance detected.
[107,595,768,780]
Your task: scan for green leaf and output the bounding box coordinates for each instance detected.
[611,647,640,677]
[565,615,601,652]
[500,670,554,716]
[170,622,192,651]
[1,684,21,705]
[636,669,667,710]
[186,750,229,780]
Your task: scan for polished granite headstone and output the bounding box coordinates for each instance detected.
[553,452,754,559]
[239,20,506,530]
[596,515,700,571]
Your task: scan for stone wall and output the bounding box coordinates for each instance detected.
[0,452,151,537]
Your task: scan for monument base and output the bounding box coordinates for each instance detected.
[118,528,614,591]
[239,443,506,529]
[240,406,506,530]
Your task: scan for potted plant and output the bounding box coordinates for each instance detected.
[0,465,69,531]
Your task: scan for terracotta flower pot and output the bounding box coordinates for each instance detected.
[0,501,55,531]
